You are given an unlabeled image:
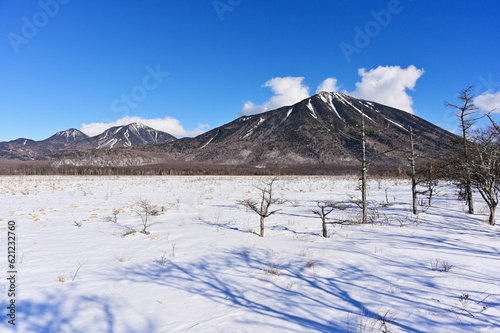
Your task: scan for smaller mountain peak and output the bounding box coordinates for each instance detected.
[47,128,88,142]
[56,128,84,136]
[102,122,148,134]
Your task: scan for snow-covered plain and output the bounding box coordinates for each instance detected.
[1,175,499,333]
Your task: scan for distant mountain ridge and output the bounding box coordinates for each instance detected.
[1,92,459,167]
[0,123,176,160]
[141,91,457,166]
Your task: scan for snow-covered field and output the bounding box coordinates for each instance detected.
[1,175,499,333]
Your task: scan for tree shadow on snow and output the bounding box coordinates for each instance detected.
[0,293,157,333]
[116,248,436,333]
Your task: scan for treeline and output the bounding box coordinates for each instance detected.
[0,161,404,177]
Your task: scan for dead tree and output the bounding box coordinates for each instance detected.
[237,177,283,237]
[405,128,440,211]
[360,112,369,224]
[445,86,482,214]
[416,162,439,207]
[470,128,500,226]
[343,109,396,224]
[408,127,418,214]
[312,201,350,237]
[425,163,438,206]
[486,112,500,134]
[135,199,160,234]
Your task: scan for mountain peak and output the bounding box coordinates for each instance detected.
[315,90,338,97]
[126,122,147,129]
[105,122,151,132]
[95,122,176,149]
[46,128,89,143]
[313,91,357,103]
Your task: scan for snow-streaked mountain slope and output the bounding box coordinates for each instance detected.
[155,92,457,165]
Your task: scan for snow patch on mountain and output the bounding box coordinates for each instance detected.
[243,117,266,138]
[318,92,344,121]
[201,131,219,149]
[385,118,408,131]
[306,99,318,119]
[284,108,294,121]
[123,129,132,146]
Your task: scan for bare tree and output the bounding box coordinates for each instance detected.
[237,177,283,237]
[407,127,418,214]
[70,259,89,282]
[135,199,160,234]
[470,128,500,225]
[360,111,369,224]
[405,128,441,211]
[312,201,350,237]
[445,86,482,214]
[343,109,396,224]
[112,209,121,223]
[416,162,439,207]
[486,112,500,134]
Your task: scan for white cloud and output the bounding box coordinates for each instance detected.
[80,116,208,138]
[348,65,425,113]
[474,91,500,113]
[238,66,424,116]
[238,77,310,116]
[316,78,340,93]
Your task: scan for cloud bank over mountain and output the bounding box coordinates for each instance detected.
[81,116,208,138]
[238,65,424,116]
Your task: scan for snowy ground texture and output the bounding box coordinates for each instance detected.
[1,175,500,333]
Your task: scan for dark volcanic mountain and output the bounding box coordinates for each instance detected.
[70,123,176,150]
[0,138,39,160]
[145,91,457,166]
[0,129,88,160]
[43,128,89,146]
[0,123,176,160]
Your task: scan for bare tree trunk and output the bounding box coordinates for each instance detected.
[462,122,474,214]
[361,111,368,224]
[322,215,328,238]
[428,163,434,206]
[409,127,418,214]
[466,180,474,214]
[488,204,496,226]
[260,215,265,237]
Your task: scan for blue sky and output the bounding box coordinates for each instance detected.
[1,0,500,141]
